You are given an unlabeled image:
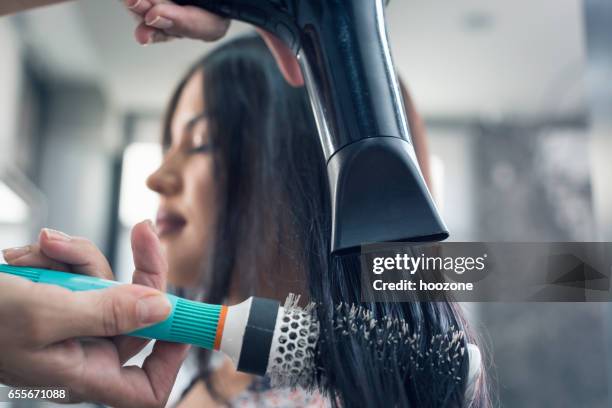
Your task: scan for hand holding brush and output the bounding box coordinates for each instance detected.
[0,264,481,398]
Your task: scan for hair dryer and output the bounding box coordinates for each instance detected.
[174,0,449,254]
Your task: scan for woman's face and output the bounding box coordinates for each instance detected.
[147,70,216,287]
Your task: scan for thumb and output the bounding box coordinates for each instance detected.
[257,29,304,87]
[131,220,167,291]
[41,284,171,345]
[113,219,169,363]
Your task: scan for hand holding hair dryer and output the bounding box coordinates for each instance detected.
[173,0,448,253]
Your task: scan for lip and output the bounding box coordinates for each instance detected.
[155,209,187,237]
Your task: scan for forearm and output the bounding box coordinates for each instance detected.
[0,0,74,16]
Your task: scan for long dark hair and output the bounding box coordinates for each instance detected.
[164,34,489,407]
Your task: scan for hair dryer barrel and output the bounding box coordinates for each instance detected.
[296,0,449,252]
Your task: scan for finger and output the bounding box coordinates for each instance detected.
[37,229,113,280]
[124,0,153,16]
[115,220,168,362]
[27,283,171,346]
[0,270,36,296]
[3,244,70,272]
[257,29,304,87]
[128,9,145,23]
[130,220,168,291]
[134,23,174,45]
[115,335,151,365]
[134,21,157,44]
[139,341,190,404]
[143,4,230,41]
[79,341,189,408]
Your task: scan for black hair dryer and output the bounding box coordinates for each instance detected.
[175,0,449,254]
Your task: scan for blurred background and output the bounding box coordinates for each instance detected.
[1,0,611,406]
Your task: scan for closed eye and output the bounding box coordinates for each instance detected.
[189,144,213,154]
[185,112,212,154]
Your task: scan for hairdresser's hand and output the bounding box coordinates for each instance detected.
[0,221,189,408]
[123,0,304,86]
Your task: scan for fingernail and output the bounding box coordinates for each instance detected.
[147,16,174,30]
[145,219,157,234]
[146,31,170,45]
[127,0,142,10]
[144,32,156,46]
[2,245,31,262]
[137,293,171,324]
[42,228,71,242]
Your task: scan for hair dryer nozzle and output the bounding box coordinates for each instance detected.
[328,137,448,254]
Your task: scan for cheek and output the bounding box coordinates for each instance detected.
[165,156,216,288]
[184,156,216,232]
[182,156,217,269]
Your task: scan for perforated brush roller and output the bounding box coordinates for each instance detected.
[0,264,481,393]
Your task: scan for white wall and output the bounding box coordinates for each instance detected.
[0,20,32,251]
[0,19,21,167]
[427,126,478,241]
[589,123,612,241]
[37,85,113,250]
[584,0,612,241]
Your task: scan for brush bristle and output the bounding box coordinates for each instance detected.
[328,302,465,381]
[268,295,467,392]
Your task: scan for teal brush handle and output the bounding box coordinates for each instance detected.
[0,264,293,378]
[0,264,224,350]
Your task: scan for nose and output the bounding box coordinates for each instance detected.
[147,155,182,196]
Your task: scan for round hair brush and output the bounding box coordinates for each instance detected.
[0,264,480,394]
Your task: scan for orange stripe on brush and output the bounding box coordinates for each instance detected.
[214,305,228,350]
